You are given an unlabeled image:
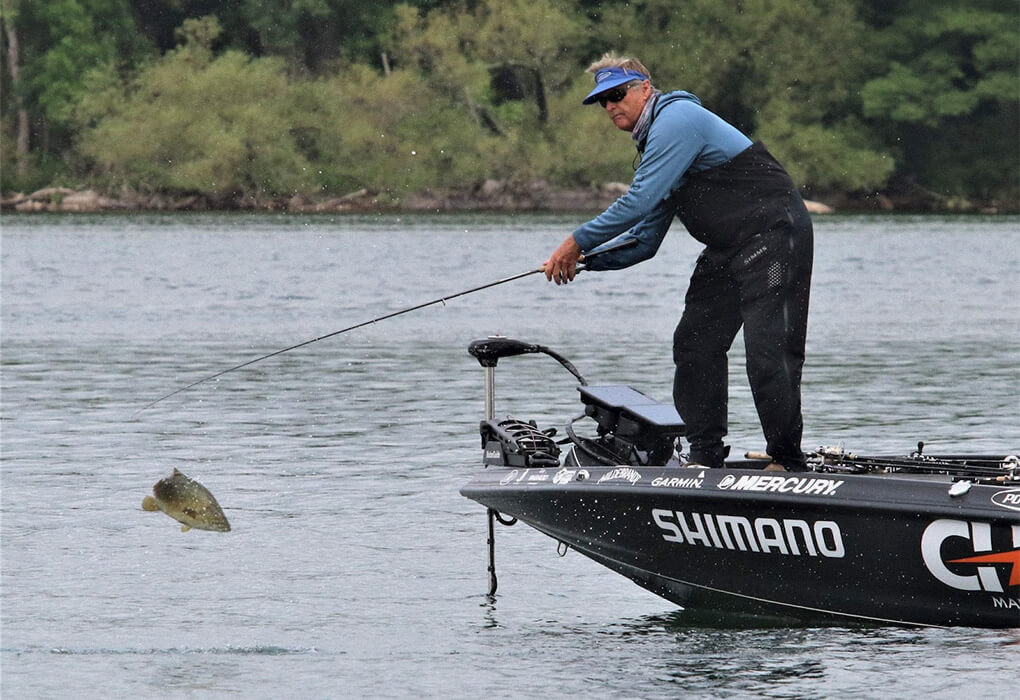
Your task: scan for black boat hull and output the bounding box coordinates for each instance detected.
[461,464,1020,627]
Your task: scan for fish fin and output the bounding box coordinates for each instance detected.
[141,496,160,512]
[181,524,191,532]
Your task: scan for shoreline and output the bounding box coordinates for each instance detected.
[1,180,1012,215]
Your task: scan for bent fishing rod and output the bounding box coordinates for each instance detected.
[137,237,637,413]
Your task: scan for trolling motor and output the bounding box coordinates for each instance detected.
[467,335,687,596]
[468,336,585,470]
[469,336,685,470]
[468,335,588,596]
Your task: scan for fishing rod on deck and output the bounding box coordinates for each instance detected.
[136,237,638,414]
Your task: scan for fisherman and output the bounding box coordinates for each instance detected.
[542,53,813,472]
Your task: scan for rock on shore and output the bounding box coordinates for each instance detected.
[1,181,631,214]
[2,181,845,215]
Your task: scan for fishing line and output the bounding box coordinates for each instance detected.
[137,237,638,414]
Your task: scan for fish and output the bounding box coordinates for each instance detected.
[142,468,231,532]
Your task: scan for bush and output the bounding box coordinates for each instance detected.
[79,23,316,198]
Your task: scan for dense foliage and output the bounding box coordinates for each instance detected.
[1,0,1017,207]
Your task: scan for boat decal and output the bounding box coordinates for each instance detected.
[991,488,1020,512]
[651,471,706,489]
[499,469,520,486]
[651,509,845,558]
[921,519,1020,593]
[716,473,844,496]
[597,467,642,485]
[553,467,589,484]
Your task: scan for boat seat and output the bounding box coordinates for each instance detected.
[578,385,686,438]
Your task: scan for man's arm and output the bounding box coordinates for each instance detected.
[571,101,706,253]
[581,200,677,271]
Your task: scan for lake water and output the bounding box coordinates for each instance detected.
[2,212,1018,698]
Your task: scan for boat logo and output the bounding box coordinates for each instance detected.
[499,470,520,486]
[553,468,589,484]
[991,488,1020,512]
[652,509,846,558]
[716,473,843,496]
[651,471,705,489]
[597,467,642,485]
[921,519,1020,593]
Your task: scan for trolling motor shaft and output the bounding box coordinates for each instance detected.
[468,336,536,421]
[468,336,594,596]
[469,335,558,597]
[469,336,525,597]
[469,336,548,422]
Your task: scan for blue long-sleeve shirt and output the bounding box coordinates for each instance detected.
[575,91,752,270]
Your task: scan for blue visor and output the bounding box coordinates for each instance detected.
[582,67,649,105]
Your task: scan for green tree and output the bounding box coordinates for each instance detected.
[860,0,1018,202]
[78,17,316,198]
[386,0,606,183]
[1,0,30,179]
[292,63,500,195]
[127,0,251,53]
[242,0,391,71]
[3,0,1017,206]
[592,0,894,191]
[1,0,151,191]
[128,0,399,72]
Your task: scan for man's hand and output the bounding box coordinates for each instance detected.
[543,235,582,285]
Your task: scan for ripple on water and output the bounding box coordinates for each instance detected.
[2,213,1018,697]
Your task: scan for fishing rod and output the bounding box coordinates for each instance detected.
[806,444,1019,479]
[137,236,638,413]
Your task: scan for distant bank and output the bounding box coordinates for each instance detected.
[1,180,1010,215]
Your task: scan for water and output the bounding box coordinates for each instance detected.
[2,212,1018,698]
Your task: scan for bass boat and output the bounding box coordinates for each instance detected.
[459,337,1020,628]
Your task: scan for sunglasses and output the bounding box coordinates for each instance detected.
[597,82,640,107]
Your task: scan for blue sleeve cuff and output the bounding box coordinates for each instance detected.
[577,203,676,270]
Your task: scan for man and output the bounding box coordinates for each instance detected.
[543,53,813,472]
